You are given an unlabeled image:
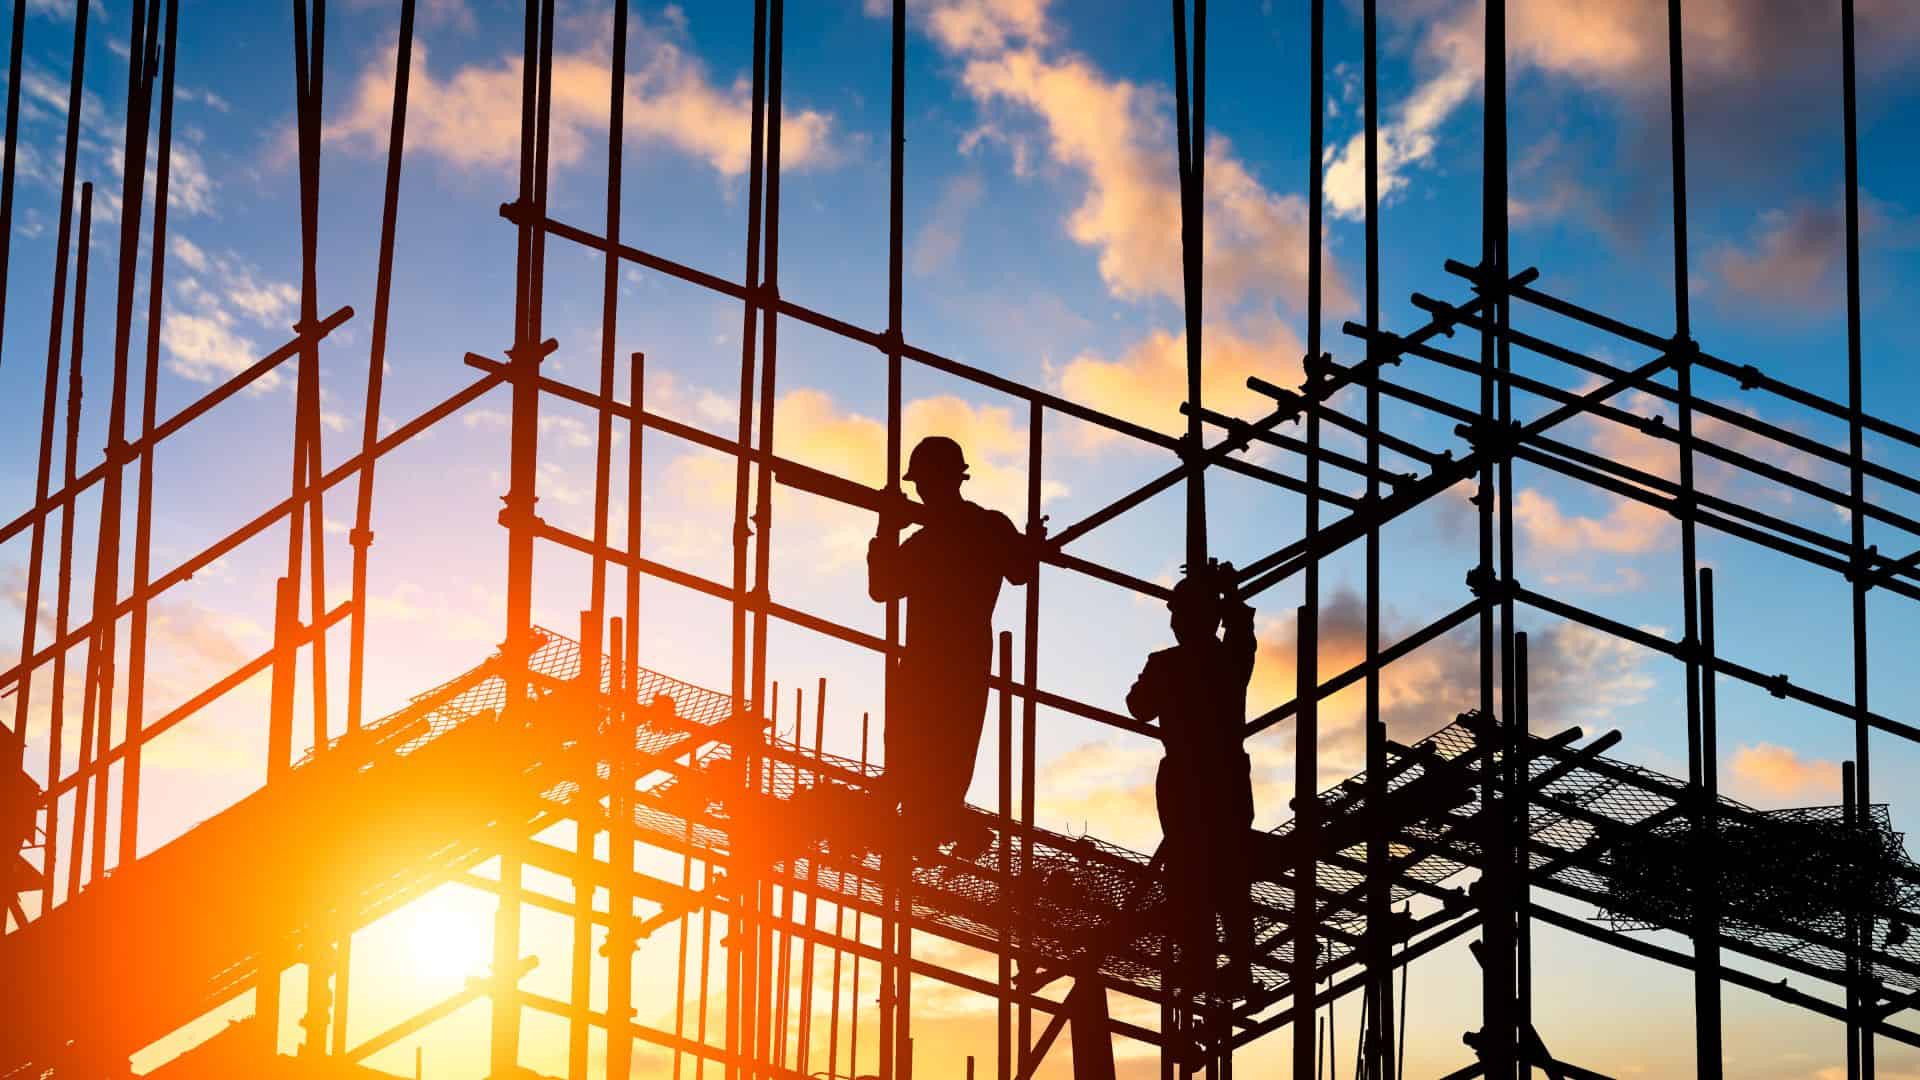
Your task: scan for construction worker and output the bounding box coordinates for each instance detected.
[868,435,1037,856]
[1126,561,1256,995]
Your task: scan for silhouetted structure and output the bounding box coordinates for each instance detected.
[1,0,1916,1078]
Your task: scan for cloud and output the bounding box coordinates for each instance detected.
[1512,487,1670,555]
[911,173,985,276]
[106,130,218,218]
[862,0,1052,54]
[882,0,1340,458]
[160,312,266,387]
[1727,742,1841,807]
[1710,196,1920,313]
[325,18,835,179]
[1054,317,1305,441]
[1324,6,1480,220]
[1328,1,1920,226]
[1711,203,1846,311]
[161,240,302,387]
[658,386,1063,570]
[959,47,1344,312]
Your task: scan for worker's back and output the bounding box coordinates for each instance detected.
[1132,634,1253,768]
[871,498,1027,668]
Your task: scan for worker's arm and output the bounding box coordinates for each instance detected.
[1221,565,1257,683]
[868,531,911,602]
[999,511,1041,586]
[1125,654,1162,725]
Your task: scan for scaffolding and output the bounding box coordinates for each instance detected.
[4,0,1919,1077]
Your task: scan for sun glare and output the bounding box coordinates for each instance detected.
[384,888,495,984]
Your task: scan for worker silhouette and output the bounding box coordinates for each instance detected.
[1126,560,1256,995]
[868,436,1036,857]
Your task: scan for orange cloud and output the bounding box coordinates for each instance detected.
[1054,318,1305,442]
[1727,742,1841,807]
[658,387,1061,572]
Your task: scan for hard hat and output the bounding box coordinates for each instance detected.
[1168,560,1235,616]
[903,436,969,483]
[1168,573,1220,618]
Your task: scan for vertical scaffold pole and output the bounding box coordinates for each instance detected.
[586,0,629,663]
[15,0,90,901]
[1170,0,1207,570]
[796,679,827,1075]
[1019,401,1041,1076]
[1360,0,1394,1074]
[749,2,790,1069]
[83,0,157,896]
[1296,0,1326,1073]
[347,0,418,742]
[0,0,24,379]
[1294,600,1319,1079]
[998,631,1014,1080]
[608,617,638,1080]
[119,0,180,872]
[496,0,557,1067]
[1840,0,1874,1071]
[1479,0,1516,1073]
[44,183,92,916]
[726,0,771,1072]
[881,1,908,1076]
[1662,2,1718,1073]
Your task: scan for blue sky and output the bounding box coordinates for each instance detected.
[6,0,1920,1075]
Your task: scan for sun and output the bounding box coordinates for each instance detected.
[383,886,496,984]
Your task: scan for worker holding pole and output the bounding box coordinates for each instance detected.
[1126,560,1257,995]
[868,436,1038,858]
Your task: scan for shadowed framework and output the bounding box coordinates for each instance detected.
[1,0,1917,1078]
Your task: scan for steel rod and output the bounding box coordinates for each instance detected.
[120,0,181,872]
[346,0,418,737]
[5,0,89,791]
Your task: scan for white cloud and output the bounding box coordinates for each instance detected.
[159,311,265,387]
[325,19,836,179]
[960,47,1342,312]
[161,241,302,387]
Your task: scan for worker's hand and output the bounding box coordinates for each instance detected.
[1216,562,1254,625]
[1026,515,1051,558]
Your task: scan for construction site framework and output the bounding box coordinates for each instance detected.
[2,0,1918,1078]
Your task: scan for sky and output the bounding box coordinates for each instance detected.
[5,0,1920,1076]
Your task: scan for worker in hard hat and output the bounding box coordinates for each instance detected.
[1126,560,1256,995]
[868,435,1038,858]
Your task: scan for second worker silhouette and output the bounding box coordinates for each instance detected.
[868,436,1037,859]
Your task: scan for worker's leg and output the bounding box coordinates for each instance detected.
[1158,761,1214,992]
[925,679,991,856]
[1219,759,1256,994]
[883,660,933,851]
